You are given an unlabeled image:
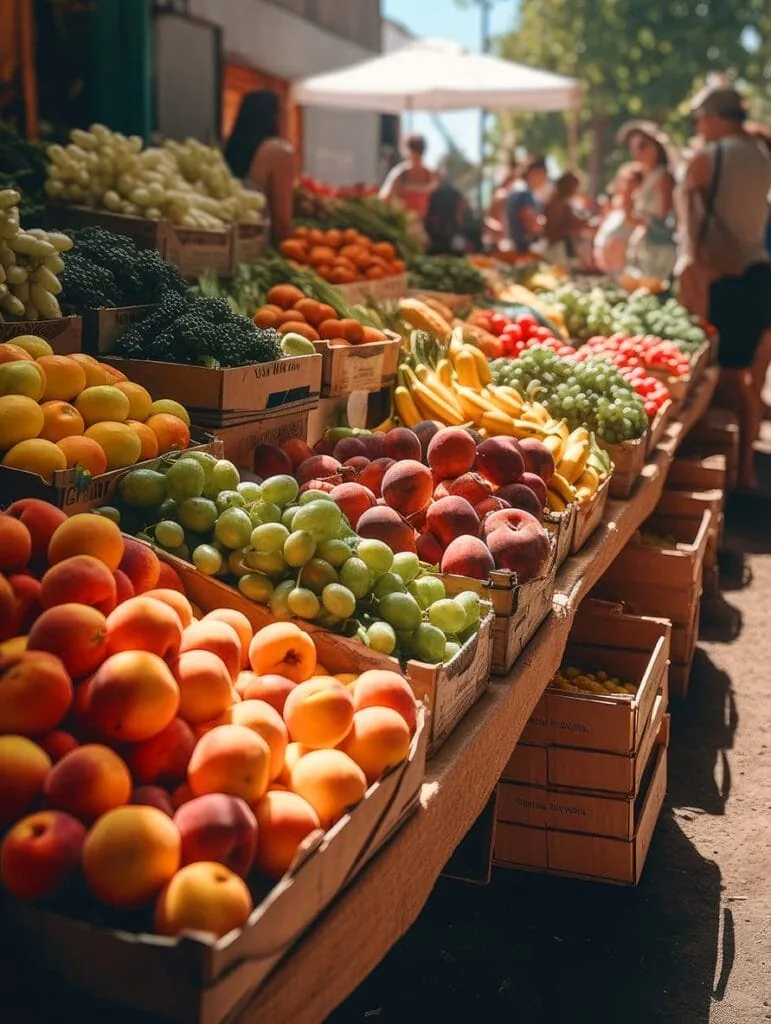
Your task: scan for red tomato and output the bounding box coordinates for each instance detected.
[502,323,522,343]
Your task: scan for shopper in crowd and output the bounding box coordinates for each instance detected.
[618,121,678,280]
[505,155,548,253]
[224,89,296,245]
[424,172,468,255]
[593,163,645,274]
[484,154,519,248]
[542,170,587,266]
[379,134,438,219]
[677,83,771,491]
[746,123,771,256]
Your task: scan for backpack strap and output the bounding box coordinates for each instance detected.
[698,141,722,247]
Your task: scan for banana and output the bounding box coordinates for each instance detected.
[436,357,454,390]
[414,363,465,417]
[510,419,552,439]
[402,365,465,426]
[466,344,492,385]
[559,440,591,484]
[547,489,569,513]
[550,472,577,504]
[575,465,600,492]
[543,433,565,463]
[529,401,551,425]
[480,409,519,435]
[394,387,421,428]
[520,407,547,426]
[451,348,482,389]
[455,384,496,417]
[372,417,395,433]
[485,385,523,418]
[566,426,590,446]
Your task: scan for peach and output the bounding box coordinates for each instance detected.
[338,706,411,783]
[485,512,550,582]
[202,609,252,669]
[381,460,433,517]
[449,472,493,506]
[188,724,271,804]
[0,736,51,826]
[113,569,135,604]
[382,427,421,462]
[476,437,525,486]
[518,437,555,483]
[343,456,370,473]
[519,471,548,508]
[237,672,296,714]
[328,481,376,528]
[427,427,476,480]
[171,650,234,724]
[280,437,314,470]
[152,564,183,596]
[47,513,124,571]
[27,604,109,680]
[252,444,293,478]
[222,700,288,781]
[118,537,161,594]
[179,619,241,682]
[5,498,67,562]
[440,535,495,581]
[358,432,386,461]
[0,650,73,736]
[82,805,181,908]
[277,741,311,784]
[331,437,365,464]
[412,421,440,459]
[352,669,418,734]
[155,861,252,938]
[171,781,194,810]
[0,515,32,574]
[357,457,395,497]
[128,717,196,785]
[39,730,78,762]
[425,496,480,550]
[40,554,117,614]
[416,531,443,564]
[283,678,354,749]
[0,573,16,643]
[88,650,180,743]
[295,454,341,486]
[65,680,100,743]
[44,743,132,824]
[289,749,367,829]
[132,785,174,817]
[174,793,257,876]
[298,478,335,495]
[494,482,544,520]
[0,809,86,900]
[356,506,416,554]
[106,596,183,660]
[253,790,320,879]
[248,622,317,683]
[7,574,41,634]
[141,588,192,628]
[475,496,510,518]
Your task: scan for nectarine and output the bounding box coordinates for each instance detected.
[0,650,73,736]
[106,595,183,660]
[171,649,234,724]
[180,619,242,682]
[188,724,271,804]
[47,513,124,571]
[339,706,411,783]
[44,743,132,824]
[283,678,354,749]
[0,735,51,826]
[27,604,109,679]
[128,717,196,785]
[174,793,257,876]
[39,554,118,614]
[5,498,67,562]
[88,650,180,742]
[352,669,418,734]
[289,749,367,829]
[155,861,252,938]
[248,622,316,683]
[202,609,252,669]
[118,537,161,594]
[0,809,86,900]
[252,790,320,879]
[440,535,495,581]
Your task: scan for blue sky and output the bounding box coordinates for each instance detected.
[382,0,520,163]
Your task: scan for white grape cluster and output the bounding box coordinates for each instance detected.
[0,188,71,321]
[45,125,266,230]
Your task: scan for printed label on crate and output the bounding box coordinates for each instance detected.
[332,350,386,394]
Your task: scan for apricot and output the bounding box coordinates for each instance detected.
[171,781,194,810]
[128,717,196,785]
[47,513,124,572]
[39,729,79,762]
[449,472,493,506]
[357,457,395,497]
[106,595,183,660]
[248,622,317,683]
[475,436,525,486]
[82,805,181,908]
[118,537,161,594]
[381,460,433,517]
[27,604,108,680]
[0,515,32,574]
[202,609,252,669]
[179,619,241,682]
[440,535,495,581]
[5,498,66,562]
[295,454,341,486]
[143,588,193,628]
[425,496,480,550]
[283,678,354,749]
[40,555,117,614]
[0,735,51,826]
[174,793,257,876]
[236,672,296,715]
[352,669,418,734]
[289,749,367,829]
[221,700,288,781]
[328,481,376,529]
[277,741,310,784]
[4,574,37,638]
[171,650,234,725]
[145,413,191,455]
[427,427,477,480]
[339,706,411,783]
[36,355,87,402]
[0,809,86,900]
[0,650,73,736]
[44,743,131,823]
[280,437,314,470]
[382,427,421,462]
[113,569,135,604]
[157,561,186,593]
[154,861,253,939]
[356,505,416,554]
[188,724,271,804]
[252,790,320,879]
[132,785,174,817]
[88,651,180,743]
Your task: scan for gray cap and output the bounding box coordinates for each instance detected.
[689,83,746,120]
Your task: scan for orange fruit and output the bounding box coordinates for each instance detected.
[56,435,108,476]
[39,401,85,442]
[75,386,130,426]
[36,356,87,402]
[9,335,53,359]
[115,382,152,422]
[126,420,159,460]
[84,422,142,470]
[144,414,190,455]
[68,354,109,388]
[2,438,68,482]
[0,343,34,364]
[0,395,44,450]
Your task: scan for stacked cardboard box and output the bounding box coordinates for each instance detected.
[666,454,727,596]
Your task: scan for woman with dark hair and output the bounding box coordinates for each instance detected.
[505,155,548,253]
[224,90,295,244]
[543,170,586,266]
[618,121,678,280]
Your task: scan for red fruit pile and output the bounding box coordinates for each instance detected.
[578,333,690,377]
[470,309,577,359]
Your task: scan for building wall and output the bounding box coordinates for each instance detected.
[188,0,381,185]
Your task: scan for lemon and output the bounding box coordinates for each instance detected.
[2,438,67,482]
[0,360,46,400]
[8,335,54,359]
[150,398,191,427]
[75,385,130,426]
[0,394,45,450]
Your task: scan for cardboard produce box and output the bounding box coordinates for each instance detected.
[103,354,322,427]
[164,223,233,279]
[313,332,401,398]
[81,304,158,356]
[0,431,219,513]
[598,433,647,499]
[655,489,723,569]
[570,474,611,553]
[679,409,739,491]
[231,220,269,265]
[0,315,82,354]
[646,398,673,455]
[667,452,727,495]
[46,205,168,252]
[544,503,575,569]
[520,601,671,755]
[334,272,408,305]
[216,405,313,471]
[158,551,494,757]
[5,707,427,1024]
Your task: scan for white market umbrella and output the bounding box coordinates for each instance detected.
[292,39,579,114]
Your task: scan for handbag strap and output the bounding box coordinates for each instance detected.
[698,141,722,246]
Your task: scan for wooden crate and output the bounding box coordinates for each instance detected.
[646,399,673,456]
[334,272,408,305]
[215,405,314,472]
[570,474,611,553]
[545,503,575,568]
[312,333,401,398]
[164,223,233,279]
[655,489,723,569]
[598,434,647,499]
[667,453,727,494]
[598,508,712,592]
[81,304,158,355]
[0,315,82,354]
[231,221,269,265]
[679,409,739,491]
[46,205,168,252]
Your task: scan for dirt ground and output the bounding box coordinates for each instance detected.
[330,443,771,1024]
